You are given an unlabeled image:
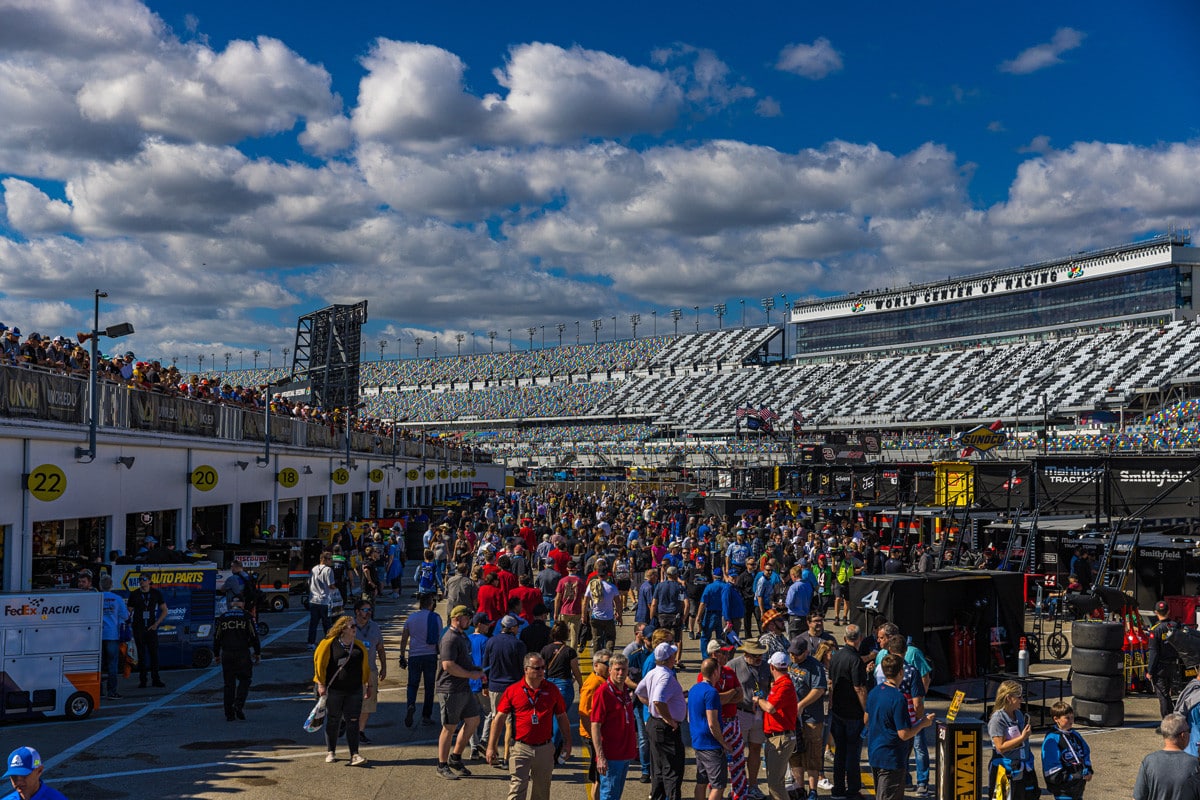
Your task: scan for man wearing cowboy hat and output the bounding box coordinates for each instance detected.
[729,641,770,799]
[758,609,789,662]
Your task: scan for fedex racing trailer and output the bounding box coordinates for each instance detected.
[0,591,102,721]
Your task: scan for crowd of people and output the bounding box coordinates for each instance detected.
[286,487,1200,800]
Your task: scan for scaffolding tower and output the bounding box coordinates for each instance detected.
[291,301,368,411]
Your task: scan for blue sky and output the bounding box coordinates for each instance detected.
[0,0,1197,364]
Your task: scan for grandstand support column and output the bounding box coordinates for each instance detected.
[184,448,195,548]
[325,457,335,524]
[17,438,31,590]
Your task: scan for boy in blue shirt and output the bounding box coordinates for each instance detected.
[866,655,935,800]
[1041,702,1092,800]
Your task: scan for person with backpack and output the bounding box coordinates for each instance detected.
[416,548,443,598]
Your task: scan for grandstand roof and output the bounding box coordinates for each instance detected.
[790,234,1195,324]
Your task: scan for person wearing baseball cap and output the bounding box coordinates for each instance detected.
[1148,599,1183,717]
[3,746,66,800]
[756,652,798,800]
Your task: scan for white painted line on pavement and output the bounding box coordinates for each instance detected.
[43,614,310,771]
[54,738,443,782]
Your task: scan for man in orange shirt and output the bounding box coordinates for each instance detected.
[580,649,612,800]
[754,652,798,800]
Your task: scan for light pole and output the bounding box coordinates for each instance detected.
[540,325,546,349]
[471,331,477,355]
[238,349,244,369]
[629,313,640,339]
[224,352,231,371]
[575,321,580,345]
[611,315,617,343]
[592,319,602,344]
[488,330,497,353]
[396,338,403,360]
[693,306,700,332]
[455,333,464,357]
[257,376,289,467]
[75,289,134,462]
[761,296,775,325]
[670,308,682,337]
[740,299,746,327]
[378,339,387,361]
[713,303,726,329]
[508,328,512,353]
[281,346,290,369]
[414,337,424,359]
[252,349,261,369]
[527,326,537,351]
[198,354,205,373]
[433,334,439,359]
[652,310,657,337]
[556,323,565,347]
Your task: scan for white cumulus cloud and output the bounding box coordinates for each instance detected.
[776,37,843,79]
[1000,27,1085,75]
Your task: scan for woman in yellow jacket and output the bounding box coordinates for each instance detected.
[314,615,372,765]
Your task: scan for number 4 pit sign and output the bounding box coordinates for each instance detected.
[25,464,67,502]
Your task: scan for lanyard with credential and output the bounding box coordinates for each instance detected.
[523,683,543,726]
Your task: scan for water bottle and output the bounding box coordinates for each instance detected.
[1017,636,1029,677]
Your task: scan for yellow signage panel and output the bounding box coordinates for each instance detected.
[190,465,218,492]
[277,467,300,488]
[934,462,973,507]
[959,424,1007,452]
[332,468,350,485]
[27,464,66,502]
[369,468,384,484]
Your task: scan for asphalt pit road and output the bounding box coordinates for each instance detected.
[248,681,311,693]
[236,777,279,787]
[127,752,160,763]
[271,643,313,656]
[180,738,295,751]
[66,786,129,800]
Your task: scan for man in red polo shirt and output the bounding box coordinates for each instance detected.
[754,652,798,800]
[591,652,639,800]
[488,651,571,800]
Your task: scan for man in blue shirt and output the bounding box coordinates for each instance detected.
[2,746,67,800]
[468,614,495,760]
[688,659,733,800]
[785,565,814,638]
[695,569,730,660]
[725,531,751,577]
[866,655,935,800]
[636,569,660,626]
[651,567,688,651]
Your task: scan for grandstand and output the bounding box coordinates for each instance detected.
[201,234,1200,468]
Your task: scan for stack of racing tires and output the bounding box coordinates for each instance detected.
[1070,620,1126,726]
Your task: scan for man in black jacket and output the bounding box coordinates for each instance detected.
[213,595,262,720]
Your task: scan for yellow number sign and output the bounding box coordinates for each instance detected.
[332,468,350,485]
[369,468,384,483]
[191,465,218,492]
[277,467,300,488]
[27,464,67,502]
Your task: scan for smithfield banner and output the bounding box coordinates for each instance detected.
[1034,454,1200,519]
